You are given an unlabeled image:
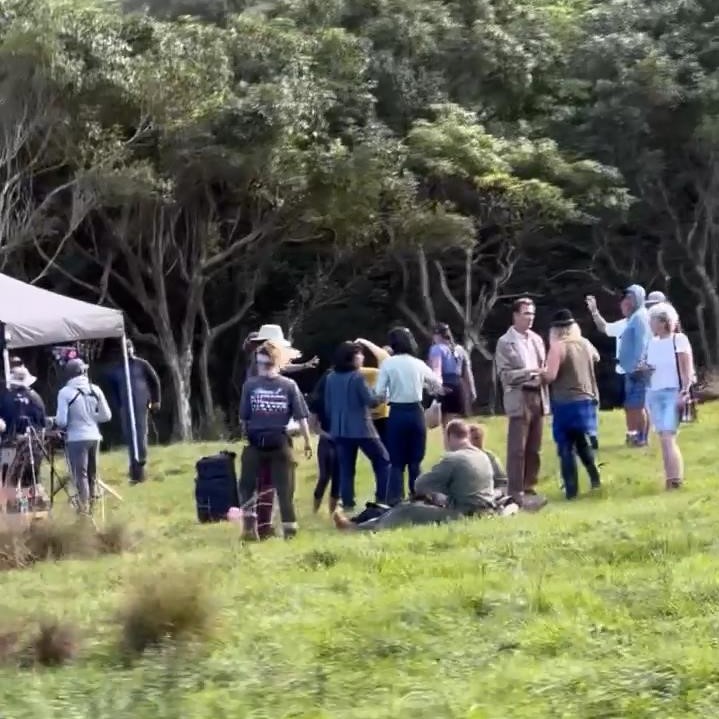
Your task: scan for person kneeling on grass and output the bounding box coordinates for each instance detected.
[332,419,496,532]
[238,340,312,541]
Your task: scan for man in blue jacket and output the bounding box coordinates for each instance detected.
[617,284,651,446]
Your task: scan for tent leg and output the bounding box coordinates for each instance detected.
[121,334,140,464]
[0,322,9,390]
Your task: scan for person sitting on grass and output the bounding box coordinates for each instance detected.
[468,423,508,491]
[332,419,496,532]
[238,340,312,541]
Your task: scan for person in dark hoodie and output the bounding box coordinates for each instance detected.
[617,284,651,446]
[107,339,161,484]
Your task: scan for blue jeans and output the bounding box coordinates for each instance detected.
[335,437,390,508]
[385,402,426,504]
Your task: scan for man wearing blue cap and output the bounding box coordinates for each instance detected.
[618,285,652,445]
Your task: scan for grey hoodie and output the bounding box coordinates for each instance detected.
[618,284,650,374]
[56,376,112,442]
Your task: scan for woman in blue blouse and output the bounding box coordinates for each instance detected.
[324,342,391,509]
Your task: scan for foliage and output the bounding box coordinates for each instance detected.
[1,0,717,434]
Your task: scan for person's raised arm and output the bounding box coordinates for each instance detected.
[586,296,609,334]
[355,338,390,365]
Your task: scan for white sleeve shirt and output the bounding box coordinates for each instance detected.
[375,354,438,403]
[605,318,627,374]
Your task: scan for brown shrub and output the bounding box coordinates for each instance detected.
[24,517,97,561]
[119,568,216,656]
[0,515,134,571]
[0,519,33,570]
[25,619,79,667]
[97,520,135,555]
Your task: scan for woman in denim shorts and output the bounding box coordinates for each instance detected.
[639,303,693,490]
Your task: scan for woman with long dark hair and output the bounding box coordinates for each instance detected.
[428,323,476,426]
[324,342,390,509]
[375,327,443,504]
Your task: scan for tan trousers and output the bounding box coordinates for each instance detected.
[506,391,544,499]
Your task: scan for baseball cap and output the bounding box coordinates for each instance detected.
[646,291,667,307]
[65,358,88,377]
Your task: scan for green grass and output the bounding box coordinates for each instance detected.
[2,408,719,718]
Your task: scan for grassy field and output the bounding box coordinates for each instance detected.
[2,407,719,718]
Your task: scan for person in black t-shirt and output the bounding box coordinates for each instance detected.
[308,369,340,513]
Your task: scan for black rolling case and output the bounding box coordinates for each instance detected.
[194,451,239,523]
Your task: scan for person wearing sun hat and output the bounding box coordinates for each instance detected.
[542,309,601,499]
[0,358,46,437]
[242,324,318,537]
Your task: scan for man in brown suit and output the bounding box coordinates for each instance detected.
[495,298,549,507]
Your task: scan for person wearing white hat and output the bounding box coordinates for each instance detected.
[242,324,318,537]
[0,358,46,438]
[56,358,112,514]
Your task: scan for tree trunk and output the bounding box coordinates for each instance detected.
[197,334,215,439]
[161,343,194,442]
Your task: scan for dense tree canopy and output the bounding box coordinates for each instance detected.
[0,0,714,439]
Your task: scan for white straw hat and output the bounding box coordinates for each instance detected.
[254,324,301,362]
[9,365,37,388]
[255,324,291,347]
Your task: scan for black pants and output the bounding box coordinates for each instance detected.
[558,430,600,499]
[372,417,388,447]
[313,435,340,502]
[120,403,149,481]
[239,442,297,530]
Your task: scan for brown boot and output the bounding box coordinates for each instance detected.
[312,496,322,513]
[328,497,339,513]
[241,513,259,542]
[258,525,276,540]
[332,509,357,531]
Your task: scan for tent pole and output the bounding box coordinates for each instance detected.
[121,334,140,463]
[0,322,9,390]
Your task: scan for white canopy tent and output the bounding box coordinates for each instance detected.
[0,273,139,461]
